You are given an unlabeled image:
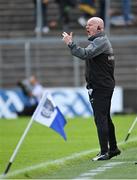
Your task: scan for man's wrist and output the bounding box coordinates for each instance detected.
[68,41,73,47]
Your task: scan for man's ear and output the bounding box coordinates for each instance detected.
[97,26,101,31]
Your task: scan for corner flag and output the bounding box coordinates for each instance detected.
[32,92,67,140]
[3,92,67,176]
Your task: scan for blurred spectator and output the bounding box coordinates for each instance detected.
[17,75,44,116]
[122,0,134,24]
[98,0,106,24]
[111,0,135,26]
[29,75,44,102]
[33,0,50,33]
[17,78,32,97]
[78,0,96,27]
[55,0,77,30]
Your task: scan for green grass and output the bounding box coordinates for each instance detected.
[0,114,137,179]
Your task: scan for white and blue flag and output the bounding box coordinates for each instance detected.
[32,91,67,140]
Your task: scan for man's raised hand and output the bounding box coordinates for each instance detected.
[62,32,73,45]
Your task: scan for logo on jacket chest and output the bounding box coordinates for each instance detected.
[108,55,114,61]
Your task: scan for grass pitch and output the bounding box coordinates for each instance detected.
[0,114,137,179]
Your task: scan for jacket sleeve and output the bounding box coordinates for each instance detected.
[68,36,111,60]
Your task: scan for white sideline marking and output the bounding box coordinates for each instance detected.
[74,162,124,179]
[1,148,98,178]
[1,136,137,178]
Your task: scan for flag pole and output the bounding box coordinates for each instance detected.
[3,116,34,175]
[3,93,45,175]
[124,117,137,142]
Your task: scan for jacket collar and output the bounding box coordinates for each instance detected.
[88,32,105,41]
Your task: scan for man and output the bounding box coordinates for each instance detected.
[33,0,50,33]
[78,0,96,27]
[17,75,44,116]
[29,75,44,102]
[62,17,121,161]
[55,0,76,30]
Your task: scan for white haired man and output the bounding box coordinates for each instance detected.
[62,17,121,161]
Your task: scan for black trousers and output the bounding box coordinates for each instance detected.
[99,0,106,23]
[56,0,70,25]
[89,89,117,154]
[33,0,48,27]
[17,104,37,116]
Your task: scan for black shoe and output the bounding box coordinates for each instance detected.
[109,148,121,159]
[92,152,110,161]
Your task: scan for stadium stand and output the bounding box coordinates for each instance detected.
[0,0,137,90]
[0,0,137,38]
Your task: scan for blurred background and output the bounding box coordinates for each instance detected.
[0,0,137,118]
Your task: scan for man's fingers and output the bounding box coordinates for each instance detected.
[62,32,73,37]
[62,32,68,37]
[70,32,73,37]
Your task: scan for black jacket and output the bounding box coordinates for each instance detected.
[68,32,115,90]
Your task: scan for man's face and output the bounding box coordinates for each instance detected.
[86,20,98,37]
